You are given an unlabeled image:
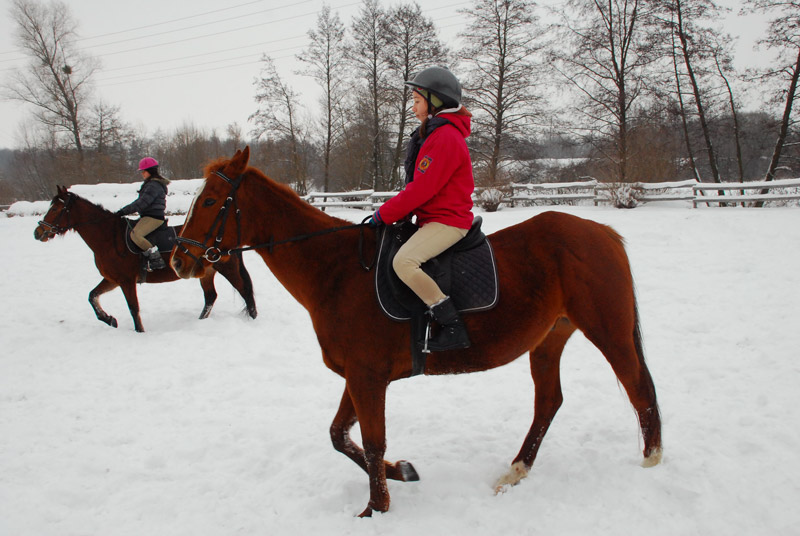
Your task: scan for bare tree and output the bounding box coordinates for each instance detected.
[382,3,448,190]
[250,55,309,194]
[743,0,800,190]
[655,0,730,184]
[297,5,348,193]
[458,0,545,186]
[3,0,98,154]
[349,0,393,190]
[552,0,659,183]
[711,36,745,182]
[86,101,132,155]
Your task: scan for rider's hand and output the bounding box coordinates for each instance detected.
[366,211,383,227]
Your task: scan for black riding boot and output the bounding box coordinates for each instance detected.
[427,296,471,352]
[145,246,166,271]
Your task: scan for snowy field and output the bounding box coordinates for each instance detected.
[2,192,800,535]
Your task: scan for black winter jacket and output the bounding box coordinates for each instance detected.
[119,178,169,219]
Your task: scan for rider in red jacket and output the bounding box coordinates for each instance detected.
[375,111,474,230]
[371,66,475,352]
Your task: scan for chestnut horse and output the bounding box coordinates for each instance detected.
[171,147,662,517]
[34,186,257,332]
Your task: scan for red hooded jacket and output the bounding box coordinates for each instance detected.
[376,111,474,229]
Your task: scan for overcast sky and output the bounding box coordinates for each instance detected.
[0,0,768,151]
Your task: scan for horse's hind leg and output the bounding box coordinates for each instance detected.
[600,338,662,466]
[496,318,575,492]
[581,310,662,467]
[198,271,218,319]
[329,388,419,482]
[89,278,119,329]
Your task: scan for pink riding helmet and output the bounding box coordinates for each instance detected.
[138,157,159,171]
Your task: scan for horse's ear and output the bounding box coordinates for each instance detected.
[226,146,251,177]
[57,185,67,196]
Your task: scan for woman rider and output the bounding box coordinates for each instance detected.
[370,66,475,352]
[116,157,170,271]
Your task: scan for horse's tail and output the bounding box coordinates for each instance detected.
[631,282,663,456]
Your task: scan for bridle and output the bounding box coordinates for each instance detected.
[175,170,377,271]
[175,170,244,266]
[37,192,75,239]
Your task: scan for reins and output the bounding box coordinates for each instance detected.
[218,218,376,270]
[175,171,378,271]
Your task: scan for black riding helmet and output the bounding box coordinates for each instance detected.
[405,66,462,110]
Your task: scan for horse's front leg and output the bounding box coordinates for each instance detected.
[118,280,144,332]
[330,388,419,483]
[197,270,218,319]
[344,377,394,517]
[88,278,119,328]
[213,254,258,319]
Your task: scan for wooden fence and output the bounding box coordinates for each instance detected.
[301,178,800,210]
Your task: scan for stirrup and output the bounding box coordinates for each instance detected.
[421,316,432,354]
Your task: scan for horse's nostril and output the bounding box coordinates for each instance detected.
[172,257,182,271]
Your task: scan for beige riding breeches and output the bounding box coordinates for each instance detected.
[130,216,164,250]
[392,222,468,306]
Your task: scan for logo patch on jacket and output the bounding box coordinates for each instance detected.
[417,155,433,174]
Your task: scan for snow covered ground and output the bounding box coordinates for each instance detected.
[2,191,799,535]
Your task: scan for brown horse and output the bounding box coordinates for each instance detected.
[171,147,662,517]
[34,185,257,332]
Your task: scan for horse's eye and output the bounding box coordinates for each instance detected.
[203,198,216,207]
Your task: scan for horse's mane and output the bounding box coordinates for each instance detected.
[205,157,352,227]
[62,190,116,217]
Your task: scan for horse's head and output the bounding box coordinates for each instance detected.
[34,186,74,242]
[172,146,251,279]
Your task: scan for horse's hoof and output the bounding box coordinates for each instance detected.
[199,305,212,319]
[357,506,373,518]
[108,317,118,328]
[397,460,419,482]
[642,447,663,468]
[494,461,529,494]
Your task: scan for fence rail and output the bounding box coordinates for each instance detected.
[301,178,800,210]
[6,178,800,217]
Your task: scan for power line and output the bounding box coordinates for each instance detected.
[98,9,464,77]
[93,19,466,88]
[100,35,307,74]
[83,3,361,60]
[79,0,317,50]
[3,1,470,88]
[75,0,268,42]
[0,0,358,63]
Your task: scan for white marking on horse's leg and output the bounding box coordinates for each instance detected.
[641,446,663,468]
[494,461,529,494]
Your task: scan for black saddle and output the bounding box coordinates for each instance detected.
[124,219,177,254]
[374,217,499,375]
[375,216,499,320]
